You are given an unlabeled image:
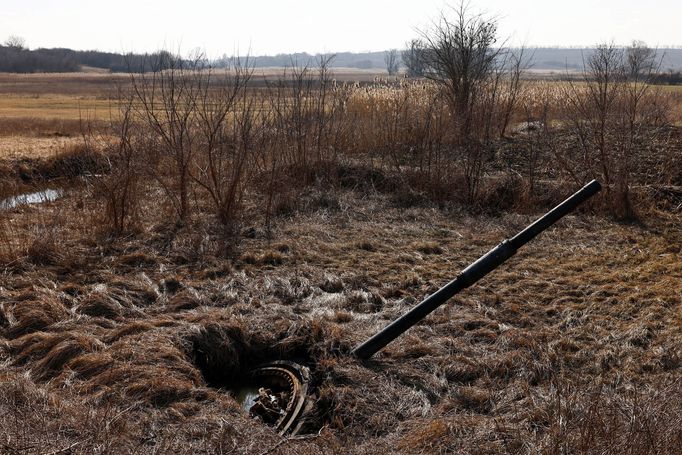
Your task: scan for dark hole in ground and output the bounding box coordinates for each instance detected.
[184,322,323,435]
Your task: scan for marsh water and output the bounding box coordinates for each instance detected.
[0,189,63,209]
[233,386,261,412]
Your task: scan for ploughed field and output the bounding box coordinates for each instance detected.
[0,72,680,454]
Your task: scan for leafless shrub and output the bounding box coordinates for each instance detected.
[514,81,555,200]
[191,57,258,235]
[384,49,399,76]
[560,41,671,218]
[261,56,352,228]
[96,92,141,234]
[129,51,207,223]
[402,39,427,78]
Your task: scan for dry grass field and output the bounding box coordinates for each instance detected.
[0,70,680,454]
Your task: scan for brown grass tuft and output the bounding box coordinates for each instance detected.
[5,297,69,339]
[104,321,155,343]
[167,290,204,312]
[258,249,285,266]
[454,386,493,414]
[124,374,197,407]
[333,310,353,323]
[413,241,444,255]
[320,274,344,293]
[32,334,103,380]
[10,331,101,375]
[76,292,125,320]
[355,240,377,252]
[109,277,159,307]
[345,290,384,313]
[116,251,157,268]
[442,356,483,383]
[67,352,114,378]
[39,142,108,179]
[27,237,64,266]
[398,419,450,452]
[239,250,285,267]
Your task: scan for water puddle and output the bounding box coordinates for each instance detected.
[0,189,63,210]
[234,385,262,412]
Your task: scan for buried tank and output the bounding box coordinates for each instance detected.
[229,361,313,436]
[223,180,602,434]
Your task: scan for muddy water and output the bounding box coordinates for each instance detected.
[233,386,261,412]
[0,189,63,209]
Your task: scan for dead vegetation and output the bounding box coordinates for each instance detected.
[0,36,680,455]
[0,178,679,453]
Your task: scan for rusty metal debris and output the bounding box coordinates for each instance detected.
[235,361,311,436]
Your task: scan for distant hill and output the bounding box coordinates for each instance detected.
[244,48,682,73]
[244,51,389,70]
[1,45,681,74]
[232,48,682,74]
[528,47,682,72]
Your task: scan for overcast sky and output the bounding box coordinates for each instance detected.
[1,0,680,56]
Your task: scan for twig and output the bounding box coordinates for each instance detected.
[106,403,137,430]
[40,438,91,455]
[258,428,324,455]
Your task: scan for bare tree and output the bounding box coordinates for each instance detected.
[418,2,503,139]
[414,2,526,204]
[4,35,26,50]
[402,39,427,77]
[626,40,657,81]
[565,43,625,187]
[384,49,399,76]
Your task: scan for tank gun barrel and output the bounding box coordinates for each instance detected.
[352,180,602,359]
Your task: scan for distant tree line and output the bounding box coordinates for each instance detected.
[2,33,681,77]
[0,45,79,72]
[0,37,175,73]
[213,51,394,71]
[651,70,682,85]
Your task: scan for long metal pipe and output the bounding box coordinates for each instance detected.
[352,180,602,359]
